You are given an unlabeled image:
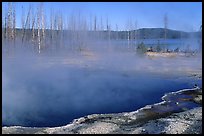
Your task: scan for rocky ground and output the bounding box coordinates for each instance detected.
[44,107,202,134]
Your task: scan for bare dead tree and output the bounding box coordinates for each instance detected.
[50,9,53,30]
[40,3,45,42]
[2,10,5,40]
[137,21,140,41]
[58,12,64,48]
[60,14,63,31]
[106,17,109,31]
[53,12,58,46]
[7,2,13,40]
[94,15,97,31]
[2,5,7,41]
[22,5,31,42]
[83,16,88,47]
[54,12,59,32]
[115,24,118,40]
[164,13,168,40]
[106,17,110,41]
[50,8,54,40]
[200,24,202,52]
[134,20,138,48]
[100,16,104,40]
[4,5,8,39]
[27,5,31,30]
[89,14,92,31]
[129,18,133,47]
[31,6,36,42]
[164,13,168,51]
[126,19,130,48]
[69,14,75,50]
[66,15,69,30]
[13,3,16,42]
[79,14,88,51]
[37,5,41,53]
[21,6,25,39]
[106,17,111,48]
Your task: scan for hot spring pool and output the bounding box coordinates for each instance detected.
[2,64,202,127]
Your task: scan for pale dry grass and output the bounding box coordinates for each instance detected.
[145,52,181,58]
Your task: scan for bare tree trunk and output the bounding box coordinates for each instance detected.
[100,16,104,40]
[4,7,7,39]
[21,5,25,42]
[27,5,31,30]
[50,8,53,40]
[50,8,54,52]
[129,18,133,47]
[94,15,97,31]
[115,24,118,40]
[31,6,36,42]
[89,14,92,31]
[164,13,168,52]
[2,12,4,40]
[37,6,41,53]
[200,25,202,53]
[53,12,57,50]
[126,19,130,48]
[58,13,63,49]
[69,14,74,50]
[13,3,16,42]
[7,2,13,40]
[107,17,111,50]
[134,21,137,50]
[106,17,110,41]
[41,3,45,44]
[128,31,130,48]
[22,5,31,43]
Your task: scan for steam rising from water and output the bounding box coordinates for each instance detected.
[2,43,202,127]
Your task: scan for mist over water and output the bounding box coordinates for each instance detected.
[2,43,202,127]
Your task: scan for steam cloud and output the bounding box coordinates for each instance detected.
[2,46,202,127]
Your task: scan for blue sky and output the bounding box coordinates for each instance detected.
[2,2,202,32]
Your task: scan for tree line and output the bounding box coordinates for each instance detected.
[2,2,201,54]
